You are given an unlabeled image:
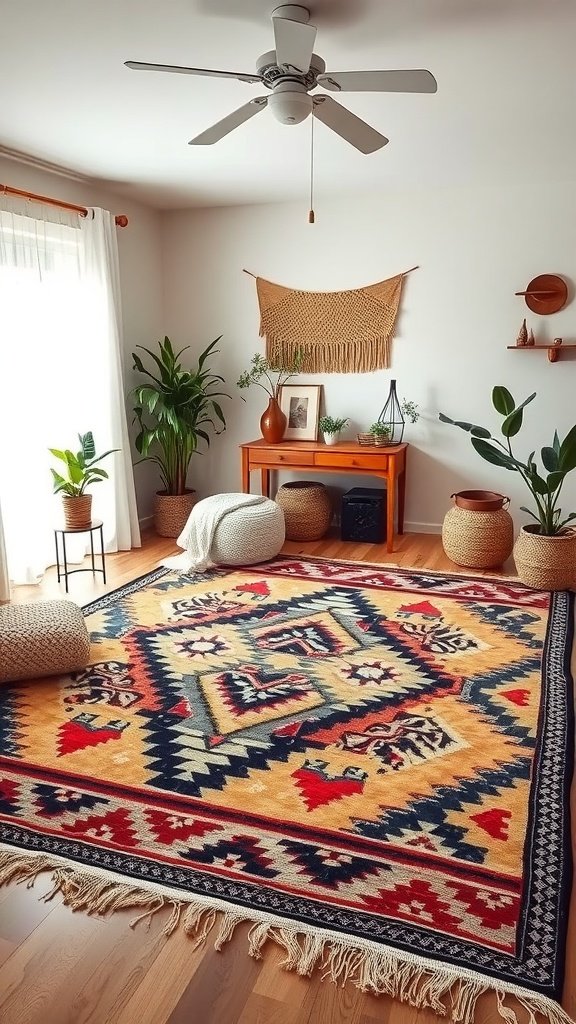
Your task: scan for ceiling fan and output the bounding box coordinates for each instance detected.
[125,4,437,154]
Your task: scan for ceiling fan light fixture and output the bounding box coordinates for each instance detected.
[268,84,312,124]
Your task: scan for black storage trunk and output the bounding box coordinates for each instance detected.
[341,487,386,543]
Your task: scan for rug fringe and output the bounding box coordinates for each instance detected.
[0,846,573,1024]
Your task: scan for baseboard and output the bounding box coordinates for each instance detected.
[138,515,154,531]
[404,521,442,535]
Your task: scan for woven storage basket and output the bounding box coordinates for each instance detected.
[275,481,332,541]
[442,504,514,569]
[62,495,92,530]
[514,526,576,591]
[154,490,197,538]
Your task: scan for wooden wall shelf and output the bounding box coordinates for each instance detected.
[507,344,576,363]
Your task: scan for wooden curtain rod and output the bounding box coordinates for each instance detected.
[242,265,419,279]
[0,184,128,227]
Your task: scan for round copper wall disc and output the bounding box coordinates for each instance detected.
[524,274,567,314]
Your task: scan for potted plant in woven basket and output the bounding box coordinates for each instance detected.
[439,386,576,590]
[130,336,230,538]
[50,432,118,530]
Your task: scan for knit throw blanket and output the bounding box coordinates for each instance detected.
[161,493,266,573]
[255,273,404,373]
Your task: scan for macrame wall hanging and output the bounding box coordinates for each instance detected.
[243,267,417,373]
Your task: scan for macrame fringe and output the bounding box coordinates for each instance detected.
[264,334,391,374]
[0,847,573,1024]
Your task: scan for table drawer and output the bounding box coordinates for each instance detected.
[314,452,388,471]
[252,449,315,467]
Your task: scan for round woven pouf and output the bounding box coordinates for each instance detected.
[442,505,514,568]
[513,526,576,591]
[275,481,332,541]
[211,497,285,566]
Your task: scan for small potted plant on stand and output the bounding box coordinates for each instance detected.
[50,432,118,529]
[319,415,349,446]
[440,386,576,590]
[237,352,303,444]
[130,336,229,538]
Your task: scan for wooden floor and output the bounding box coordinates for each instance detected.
[1,532,573,1024]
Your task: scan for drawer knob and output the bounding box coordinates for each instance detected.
[278,455,284,461]
[352,459,358,466]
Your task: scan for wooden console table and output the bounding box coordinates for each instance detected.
[240,439,408,553]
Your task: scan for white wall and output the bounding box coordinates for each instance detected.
[160,183,576,533]
[0,156,164,517]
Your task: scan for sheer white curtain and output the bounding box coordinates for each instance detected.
[0,198,140,585]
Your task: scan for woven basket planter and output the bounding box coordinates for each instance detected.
[442,504,514,569]
[154,490,197,538]
[62,495,93,530]
[514,526,576,591]
[275,481,332,541]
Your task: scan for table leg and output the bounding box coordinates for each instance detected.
[398,466,406,535]
[386,462,395,553]
[241,448,250,493]
[98,525,106,583]
[62,532,69,593]
[89,529,95,577]
[261,468,270,497]
[54,532,61,583]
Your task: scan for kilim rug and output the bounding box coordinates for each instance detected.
[0,558,573,1023]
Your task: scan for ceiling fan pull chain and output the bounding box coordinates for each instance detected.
[308,108,315,224]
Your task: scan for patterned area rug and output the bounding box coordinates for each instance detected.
[0,558,573,1023]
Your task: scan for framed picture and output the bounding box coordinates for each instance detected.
[279,384,322,441]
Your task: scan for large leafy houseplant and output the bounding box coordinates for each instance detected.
[131,336,229,496]
[439,386,576,536]
[130,336,230,537]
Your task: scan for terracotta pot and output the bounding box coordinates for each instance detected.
[452,490,509,512]
[260,397,287,444]
[154,490,197,538]
[513,525,576,591]
[62,494,92,530]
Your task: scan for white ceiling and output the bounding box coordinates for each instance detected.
[1,0,575,209]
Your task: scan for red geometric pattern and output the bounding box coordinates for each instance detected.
[0,558,572,1006]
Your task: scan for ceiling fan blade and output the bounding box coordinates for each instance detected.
[189,97,268,145]
[317,69,437,94]
[273,11,317,73]
[125,61,261,84]
[312,96,388,154]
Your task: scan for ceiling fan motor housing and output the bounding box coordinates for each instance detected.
[268,82,312,124]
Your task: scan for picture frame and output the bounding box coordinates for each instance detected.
[279,384,322,441]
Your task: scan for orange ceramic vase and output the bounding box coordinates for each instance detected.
[260,397,287,444]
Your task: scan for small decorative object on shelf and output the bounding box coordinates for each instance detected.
[527,328,535,346]
[507,335,574,362]
[319,415,349,446]
[516,318,528,347]
[357,423,391,447]
[515,274,568,315]
[376,379,405,444]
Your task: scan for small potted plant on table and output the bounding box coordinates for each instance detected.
[50,432,118,529]
[319,415,349,446]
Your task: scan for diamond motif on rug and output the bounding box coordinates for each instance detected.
[0,557,572,1018]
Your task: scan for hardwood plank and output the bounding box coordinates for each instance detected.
[0,529,571,1024]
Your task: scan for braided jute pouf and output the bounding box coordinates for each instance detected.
[514,526,576,591]
[154,491,197,538]
[275,481,333,541]
[0,600,90,684]
[442,505,514,569]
